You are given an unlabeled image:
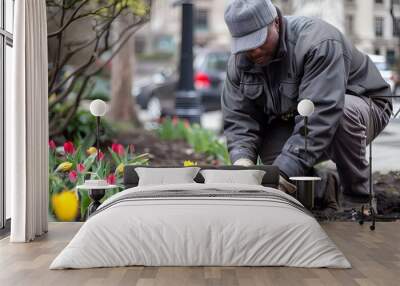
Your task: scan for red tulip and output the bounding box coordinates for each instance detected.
[77,163,85,173]
[112,143,125,156]
[64,141,75,154]
[98,151,105,160]
[107,173,116,185]
[68,170,78,183]
[49,140,56,150]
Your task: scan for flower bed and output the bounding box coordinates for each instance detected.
[48,117,232,221]
[48,140,149,221]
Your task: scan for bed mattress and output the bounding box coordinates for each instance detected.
[50,183,351,269]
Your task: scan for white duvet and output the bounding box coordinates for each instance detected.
[50,183,351,269]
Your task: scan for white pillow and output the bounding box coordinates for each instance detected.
[135,167,201,186]
[200,169,266,185]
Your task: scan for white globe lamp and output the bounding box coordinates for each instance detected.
[297,99,315,117]
[90,99,108,117]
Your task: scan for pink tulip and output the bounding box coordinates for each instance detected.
[112,143,125,156]
[49,140,56,150]
[68,170,78,182]
[64,141,75,154]
[77,163,85,173]
[107,174,116,185]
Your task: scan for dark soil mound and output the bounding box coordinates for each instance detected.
[373,171,400,215]
[315,171,400,221]
[116,129,217,166]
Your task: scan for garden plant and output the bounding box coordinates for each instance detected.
[49,139,149,221]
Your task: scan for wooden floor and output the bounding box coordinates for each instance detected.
[0,222,399,286]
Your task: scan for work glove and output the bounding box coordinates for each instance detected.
[233,158,296,194]
[278,175,297,194]
[233,158,255,166]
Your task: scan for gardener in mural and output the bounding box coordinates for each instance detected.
[222,0,393,203]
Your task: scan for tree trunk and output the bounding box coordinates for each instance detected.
[110,15,141,127]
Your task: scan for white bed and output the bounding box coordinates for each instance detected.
[50,183,351,269]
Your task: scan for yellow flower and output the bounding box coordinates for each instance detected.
[183,160,197,167]
[51,190,79,222]
[57,161,73,172]
[87,147,97,155]
[116,163,125,174]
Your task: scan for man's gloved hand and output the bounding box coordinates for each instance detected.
[233,158,255,166]
[278,175,297,194]
[233,159,296,194]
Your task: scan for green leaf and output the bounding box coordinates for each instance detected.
[130,153,150,162]
[78,189,91,221]
[108,147,122,165]
[83,153,97,172]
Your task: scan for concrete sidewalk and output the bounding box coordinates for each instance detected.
[369,101,400,173]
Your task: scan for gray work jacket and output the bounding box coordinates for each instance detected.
[222,11,392,177]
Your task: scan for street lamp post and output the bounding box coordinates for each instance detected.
[173,0,202,124]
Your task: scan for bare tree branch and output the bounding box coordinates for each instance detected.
[48,0,113,38]
[49,5,126,94]
[88,19,148,76]
[50,76,91,136]
[49,0,66,92]
[48,0,152,135]
[49,69,84,109]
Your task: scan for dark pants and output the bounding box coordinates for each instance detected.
[259,94,392,196]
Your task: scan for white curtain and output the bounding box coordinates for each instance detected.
[7,0,49,242]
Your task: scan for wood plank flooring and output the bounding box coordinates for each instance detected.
[0,222,399,286]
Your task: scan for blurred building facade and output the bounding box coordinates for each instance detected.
[344,0,400,64]
[136,0,400,65]
[135,0,231,56]
[283,0,400,64]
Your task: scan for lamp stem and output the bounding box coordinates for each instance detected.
[304,116,308,160]
[96,116,100,161]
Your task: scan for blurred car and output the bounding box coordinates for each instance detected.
[368,54,398,93]
[133,49,230,120]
